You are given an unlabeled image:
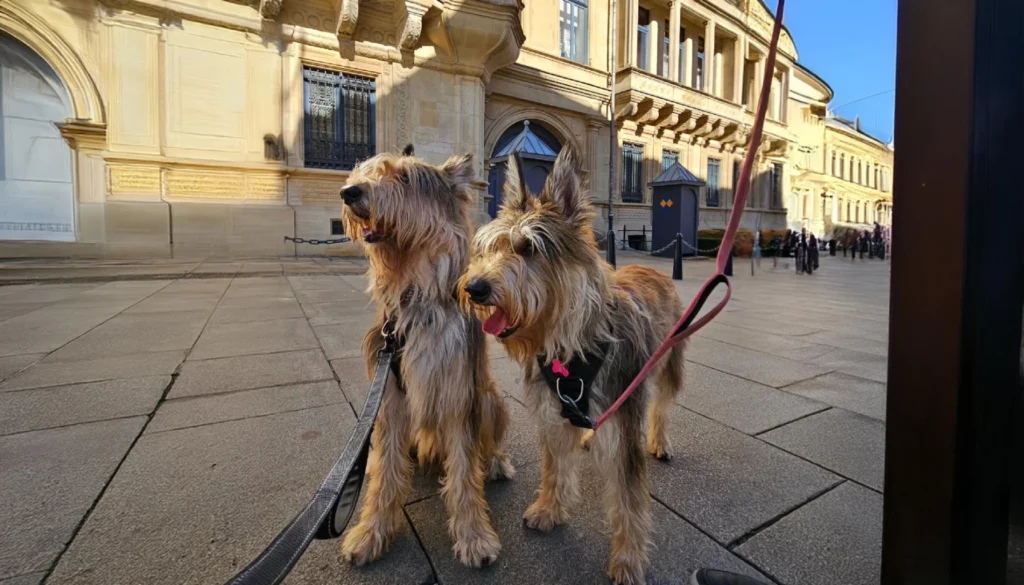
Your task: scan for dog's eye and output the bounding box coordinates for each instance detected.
[398,172,410,184]
[515,238,535,257]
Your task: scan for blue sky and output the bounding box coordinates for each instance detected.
[777,0,898,143]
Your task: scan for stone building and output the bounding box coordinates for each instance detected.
[0,0,892,257]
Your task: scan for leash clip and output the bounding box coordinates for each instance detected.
[380,319,397,351]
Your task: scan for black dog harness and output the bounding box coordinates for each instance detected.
[537,342,609,430]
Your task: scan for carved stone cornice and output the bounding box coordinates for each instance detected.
[399,0,430,50]
[423,0,525,82]
[335,0,359,38]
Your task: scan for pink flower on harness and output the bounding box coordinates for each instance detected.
[551,359,569,378]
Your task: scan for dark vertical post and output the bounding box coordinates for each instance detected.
[724,247,733,277]
[672,233,682,281]
[606,0,617,268]
[883,1,1024,585]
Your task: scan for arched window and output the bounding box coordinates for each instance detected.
[840,154,845,180]
[831,151,836,176]
[858,161,863,184]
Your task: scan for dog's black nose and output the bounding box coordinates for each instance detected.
[464,279,492,303]
[341,185,363,205]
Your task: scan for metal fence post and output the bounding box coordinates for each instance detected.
[724,246,734,276]
[606,230,616,267]
[672,233,683,280]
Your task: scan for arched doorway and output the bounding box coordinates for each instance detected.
[0,32,75,242]
[486,120,562,218]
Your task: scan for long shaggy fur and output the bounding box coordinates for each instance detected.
[339,147,513,569]
[461,148,686,585]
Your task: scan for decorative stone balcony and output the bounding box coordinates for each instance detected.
[614,67,791,155]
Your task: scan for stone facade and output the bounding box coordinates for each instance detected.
[0,0,891,257]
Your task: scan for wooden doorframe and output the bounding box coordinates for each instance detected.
[882,1,1024,584]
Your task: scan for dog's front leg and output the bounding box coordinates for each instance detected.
[596,414,652,585]
[523,422,581,531]
[440,416,501,567]
[341,378,412,565]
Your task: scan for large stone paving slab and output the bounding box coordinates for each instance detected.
[783,372,887,421]
[47,406,401,585]
[735,482,882,585]
[649,406,841,544]
[0,351,186,392]
[209,297,306,324]
[809,348,888,384]
[44,310,211,362]
[189,318,320,360]
[0,376,169,435]
[171,349,334,398]
[697,322,819,357]
[150,380,346,432]
[406,462,766,585]
[687,338,834,389]
[0,354,43,384]
[0,417,146,581]
[760,409,885,491]
[679,362,828,434]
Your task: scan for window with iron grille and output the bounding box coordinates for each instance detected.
[770,162,783,209]
[662,150,679,170]
[707,158,721,207]
[621,143,644,203]
[560,0,588,63]
[303,67,376,170]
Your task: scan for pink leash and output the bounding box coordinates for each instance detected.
[589,0,787,434]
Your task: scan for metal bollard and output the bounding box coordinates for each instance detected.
[672,233,683,281]
[724,247,734,276]
[605,230,616,268]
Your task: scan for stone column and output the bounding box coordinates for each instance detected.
[754,54,765,109]
[585,117,606,201]
[683,30,694,87]
[422,0,525,224]
[668,0,681,82]
[623,0,639,68]
[649,17,660,74]
[733,36,745,104]
[704,19,716,94]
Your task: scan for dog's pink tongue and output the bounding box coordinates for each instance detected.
[482,308,508,336]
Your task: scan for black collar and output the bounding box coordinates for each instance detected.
[537,341,610,429]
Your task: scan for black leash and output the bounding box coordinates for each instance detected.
[224,324,398,585]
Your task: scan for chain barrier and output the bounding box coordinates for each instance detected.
[284,235,351,245]
[621,235,722,256]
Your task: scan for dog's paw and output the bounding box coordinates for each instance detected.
[607,557,646,585]
[487,452,516,481]
[646,436,673,462]
[522,500,569,532]
[340,522,389,566]
[452,527,501,568]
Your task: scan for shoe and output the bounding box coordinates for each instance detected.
[690,568,770,585]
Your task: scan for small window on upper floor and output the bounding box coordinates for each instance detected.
[303,67,376,171]
[560,0,588,64]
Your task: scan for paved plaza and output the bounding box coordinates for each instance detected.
[0,252,890,585]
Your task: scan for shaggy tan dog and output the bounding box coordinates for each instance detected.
[461,147,685,585]
[339,146,513,568]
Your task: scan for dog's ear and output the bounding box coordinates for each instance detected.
[541,146,586,221]
[502,154,530,212]
[442,153,475,202]
[402,144,415,157]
